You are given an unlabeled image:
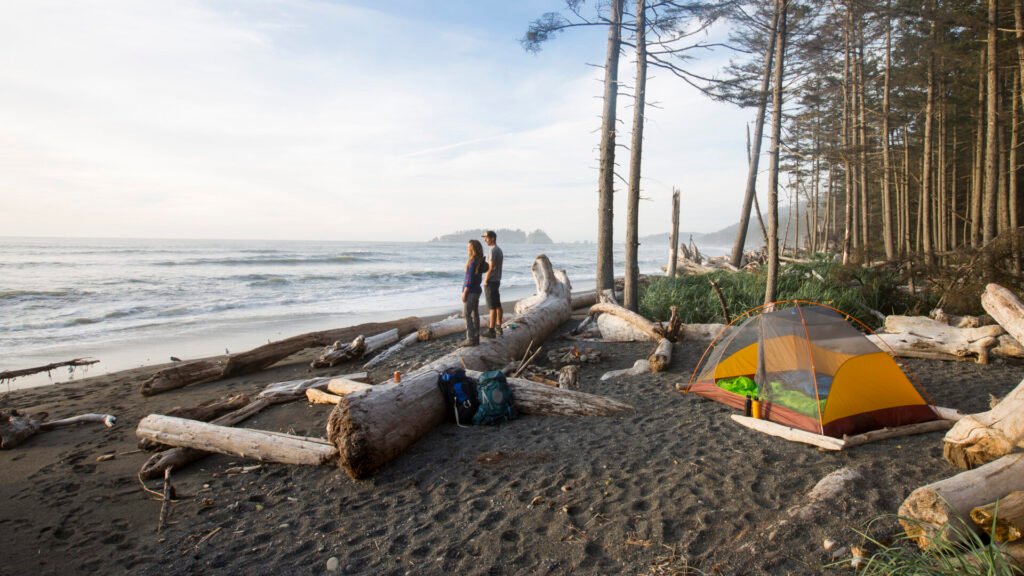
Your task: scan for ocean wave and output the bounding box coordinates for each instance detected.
[0,288,85,301]
[151,254,379,267]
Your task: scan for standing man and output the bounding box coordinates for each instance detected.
[482,230,503,338]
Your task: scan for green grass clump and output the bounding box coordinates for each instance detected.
[839,516,1023,576]
[640,259,917,330]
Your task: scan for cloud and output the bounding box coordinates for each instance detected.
[0,0,753,242]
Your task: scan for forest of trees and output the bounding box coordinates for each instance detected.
[525,0,1024,310]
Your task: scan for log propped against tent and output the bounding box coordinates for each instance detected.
[138,318,420,396]
[943,376,1024,470]
[327,255,615,479]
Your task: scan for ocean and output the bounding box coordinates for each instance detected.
[0,236,722,389]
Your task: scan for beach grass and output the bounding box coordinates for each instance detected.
[640,259,929,329]
[837,516,1022,575]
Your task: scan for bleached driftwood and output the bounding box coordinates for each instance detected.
[943,376,1024,470]
[140,318,418,396]
[39,413,117,429]
[463,370,632,416]
[313,329,400,368]
[869,315,1005,364]
[327,255,573,479]
[899,452,1024,548]
[140,373,362,478]
[971,491,1024,542]
[597,314,654,342]
[588,302,673,373]
[306,389,342,405]
[417,317,465,341]
[137,415,337,466]
[730,415,845,450]
[982,284,1024,344]
[140,394,250,450]
[601,359,651,381]
[326,378,374,395]
[681,324,729,341]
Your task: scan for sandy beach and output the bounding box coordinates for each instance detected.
[2,308,1022,576]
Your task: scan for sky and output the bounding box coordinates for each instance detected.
[0,0,754,243]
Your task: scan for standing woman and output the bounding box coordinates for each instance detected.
[461,239,487,347]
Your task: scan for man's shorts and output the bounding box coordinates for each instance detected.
[484,282,501,309]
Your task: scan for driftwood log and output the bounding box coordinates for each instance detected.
[139,318,419,396]
[139,373,361,478]
[137,415,337,466]
[982,284,1024,345]
[0,357,99,382]
[1,410,117,449]
[365,316,466,370]
[139,394,250,450]
[463,370,632,416]
[588,302,673,373]
[899,452,1024,548]
[943,376,1024,469]
[971,491,1024,542]
[313,329,400,368]
[328,255,573,479]
[869,315,1006,364]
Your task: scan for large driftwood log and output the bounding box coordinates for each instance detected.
[137,415,337,466]
[971,491,1024,542]
[982,284,1024,345]
[943,376,1024,469]
[900,452,1024,548]
[870,315,1005,364]
[139,374,360,478]
[140,394,250,450]
[139,318,419,396]
[328,255,573,480]
[730,415,845,450]
[463,370,632,416]
[0,357,99,382]
[597,314,654,342]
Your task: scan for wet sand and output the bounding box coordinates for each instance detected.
[1,316,1022,575]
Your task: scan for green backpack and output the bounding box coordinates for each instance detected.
[472,370,517,425]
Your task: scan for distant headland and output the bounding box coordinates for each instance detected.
[429,228,554,244]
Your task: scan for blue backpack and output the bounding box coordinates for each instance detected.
[437,368,479,427]
[473,370,517,425]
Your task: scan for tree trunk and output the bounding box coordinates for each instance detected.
[327,255,573,479]
[137,415,337,466]
[624,0,647,312]
[899,452,1024,548]
[943,376,1024,470]
[139,394,250,450]
[731,3,780,268]
[972,48,986,248]
[464,370,632,416]
[921,3,936,264]
[596,0,624,293]
[668,188,680,277]
[764,0,788,305]
[139,318,419,396]
[983,0,999,246]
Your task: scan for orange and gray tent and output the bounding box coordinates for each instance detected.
[686,301,937,438]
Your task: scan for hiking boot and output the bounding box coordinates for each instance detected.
[460,339,479,347]
[483,328,496,339]
[495,325,504,337]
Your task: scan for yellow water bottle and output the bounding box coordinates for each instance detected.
[751,397,761,419]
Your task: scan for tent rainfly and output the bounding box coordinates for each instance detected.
[685,302,938,439]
